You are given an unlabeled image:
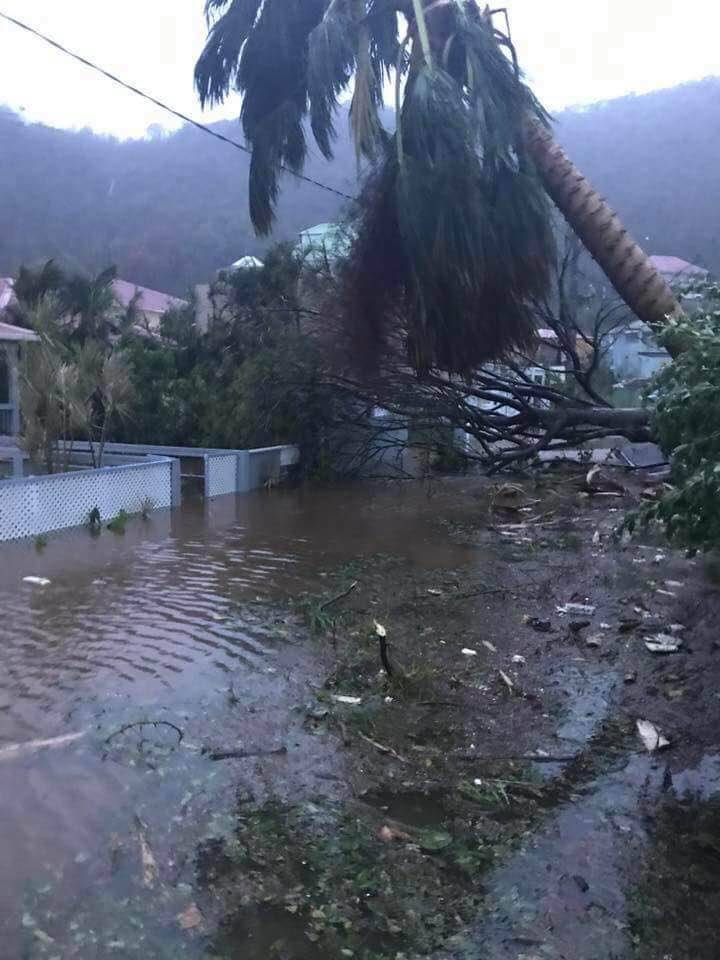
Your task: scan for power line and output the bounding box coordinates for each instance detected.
[0,9,356,204]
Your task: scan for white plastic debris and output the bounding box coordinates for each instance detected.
[374,621,387,638]
[22,576,50,586]
[653,553,666,564]
[645,634,683,654]
[498,670,514,691]
[556,603,596,616]
[600,623,612,631]
[332,695,363,706]
[636,719,671,752]
[482,641,497,653]
[592,530,601,545]
[462,648,478,657]
[512,655,526,664]
[669,624,686,635]
[665,580,684,590]
[585,635,602,648]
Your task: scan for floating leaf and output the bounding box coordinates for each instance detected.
[418,830,453,853]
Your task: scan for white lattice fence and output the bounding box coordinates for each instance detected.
[204,455,238,498]
[0,459,173,542]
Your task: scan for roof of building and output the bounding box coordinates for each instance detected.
[649,255,708,279]
[229,256,264,271]
[112,279,187,315]
[298,222,353,262]
[0,321,40,343]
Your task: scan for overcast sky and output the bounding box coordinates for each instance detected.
[0,0,716,139]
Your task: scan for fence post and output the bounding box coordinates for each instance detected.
[203,455,210,499]
[236,452,251,493]
[170,458,182,508]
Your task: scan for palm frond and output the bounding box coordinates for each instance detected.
[195,0,264,108]
[349,14,385,162]
[367,0,400,80]
[307,2,355,158]
[237,0,327,233]
[344,6,556,374]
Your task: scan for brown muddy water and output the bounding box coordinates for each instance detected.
[0,484,480,959]
[1,480,719,960]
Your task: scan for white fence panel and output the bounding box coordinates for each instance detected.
[204,455,238,498]
[0,459,173,542]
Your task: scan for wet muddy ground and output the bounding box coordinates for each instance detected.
[0,472,719,959]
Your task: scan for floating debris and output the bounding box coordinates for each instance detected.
[462,648,478,657]
[22,576,51,586]
[498,670,514,692]
[135,817,159,888]
[332,695,363,705]
[585,635,602,648]
[177,903,203,931]
[379,825,411,844]
[636,719,671,752]
[0,730,86,761]
[512,655,526,664]
[482,640,497,653]
[556,603,596,616]
[645,635,683,654]
[374,621,387,638]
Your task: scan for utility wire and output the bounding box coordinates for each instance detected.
[0,9,356,204]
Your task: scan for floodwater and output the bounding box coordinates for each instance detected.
[0,484,478,958]
[3,481,718,959]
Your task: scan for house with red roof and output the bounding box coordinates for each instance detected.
[111,279,188,333]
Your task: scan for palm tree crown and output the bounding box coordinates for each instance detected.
[195,1,557,372]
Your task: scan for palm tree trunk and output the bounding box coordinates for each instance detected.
[524,118,683,343]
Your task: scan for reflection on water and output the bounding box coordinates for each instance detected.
[0,482,480,957]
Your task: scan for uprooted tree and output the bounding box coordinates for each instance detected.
[197,0,720,550]
[194,0,685,461]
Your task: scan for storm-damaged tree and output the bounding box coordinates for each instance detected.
[313,230,649,470]
[195,0,682,381]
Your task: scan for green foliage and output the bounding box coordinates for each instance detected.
[106,509,129,535]
[195,1,555,372]
[116,246,357,475]
[297,592,343,636]
[627,286,720,552]
[139,497,155,520]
